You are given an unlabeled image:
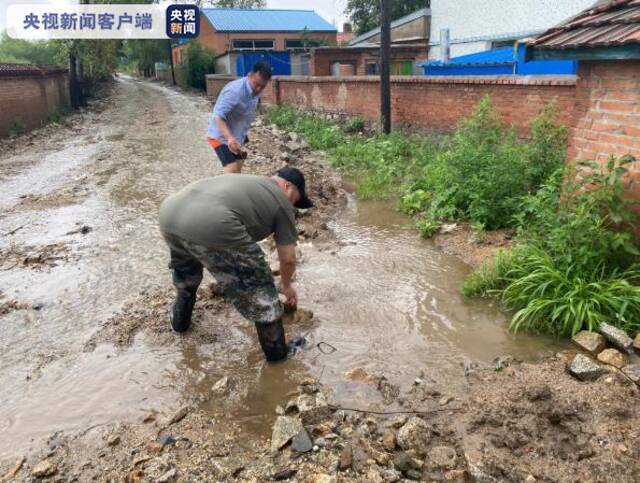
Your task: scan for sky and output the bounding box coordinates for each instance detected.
[0,0,350,33]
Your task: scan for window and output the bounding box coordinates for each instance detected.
[285,39,305,49]
[232,39,274,50]
[365,62,379,75]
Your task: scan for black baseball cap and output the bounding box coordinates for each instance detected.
[275,166,313,209]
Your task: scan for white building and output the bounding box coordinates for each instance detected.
[428,0,598,60]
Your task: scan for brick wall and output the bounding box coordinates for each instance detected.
[569,60,640,162]
[0,72,69,138]
[273,75,577,135]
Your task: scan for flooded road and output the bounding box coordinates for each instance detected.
[0,77,566,461]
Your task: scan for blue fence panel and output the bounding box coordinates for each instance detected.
[515,44,577,75]
[236,51,291,76]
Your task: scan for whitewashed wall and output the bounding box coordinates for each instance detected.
[428,0,597,59]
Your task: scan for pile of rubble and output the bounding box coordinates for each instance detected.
[568,322,640,385]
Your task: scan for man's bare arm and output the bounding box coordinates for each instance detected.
[214,116,241,153]
[276,244,297,307]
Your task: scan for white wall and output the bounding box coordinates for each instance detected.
[428,0,597,59]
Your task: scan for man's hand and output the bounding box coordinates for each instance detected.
[228,136,241,154]
[279,284,298,309]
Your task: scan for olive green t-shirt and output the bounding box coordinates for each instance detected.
[159,175,297,248]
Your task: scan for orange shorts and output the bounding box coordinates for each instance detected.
[207,137,223,149]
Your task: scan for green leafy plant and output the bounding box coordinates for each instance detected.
[465,155,640,336]
[345,117,365,133]
[416,218,440,238]
[177,41,216,91]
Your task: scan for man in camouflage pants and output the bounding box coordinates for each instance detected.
[159,167,312,362]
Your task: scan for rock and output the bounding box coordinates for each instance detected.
[365,468,385,483]
[396,417,431,452]
[493,355,513,371]
[525,475,536,483]
[572,330,607,355]
[213,457,244,478]
[439,396,453,406]
[159,436,176,448]
[288,132,299,143]
[622,363,640,383]
[133,455,151,466]
[291,428,313,452]
[598,322,633,354]
[286,141,302,152]
[597,348,628,368]
[155,468,177,483]
[393,452,421,472]
[107,434,120,446]
[406,469,422,480]
[567,354,607,381]
[338,444,352,471]
[168,406,188,425]
[428,446,457,470]
[382,430,396,451]
[271,416,303,452]
[381,468,401,482]
[270,261,280,276]
[32,460,57,477]
[292,308,313,323]
[146,441,163,453]
[212,376,230,395]
[386,415,407,428]
[634,333,640,352]
[272,468,297,481]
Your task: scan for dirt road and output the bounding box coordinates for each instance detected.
[1,77,638,482]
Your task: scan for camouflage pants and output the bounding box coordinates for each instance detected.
[162,232,283,324]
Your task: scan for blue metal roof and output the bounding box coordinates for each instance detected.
[202,8,336,32]
[419,47,515,67]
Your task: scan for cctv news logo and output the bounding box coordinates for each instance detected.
[7,4,200,40]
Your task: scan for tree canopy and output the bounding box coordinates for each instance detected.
[345,0,429,35]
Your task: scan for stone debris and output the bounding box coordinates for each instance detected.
[271,416,304,452]
[622,363,640,384]
[597,322,633,354]
[1,456,25,481]
[107,434,120,446]
[338,444,352,471]
[634,333,640,353]
[212,376,230,395]
[596,348,628,369]
[155,468,176,483]
[32,459,57,477]
[212,457,244,479]
[567,354,607,381]
[428,446,457,469]
[291,428,313,453]
[396,417,431,453]
[168,407,188,425]
[572,330,606,355]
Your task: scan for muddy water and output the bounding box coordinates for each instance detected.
[0,77,565,460]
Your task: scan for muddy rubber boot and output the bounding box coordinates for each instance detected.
[169,288,196,333]
[255,320,288,362]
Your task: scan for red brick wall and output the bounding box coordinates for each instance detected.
[0,73,69,138]
[273,75,577,135]
[569,60,640,162]
[568,60,640,206]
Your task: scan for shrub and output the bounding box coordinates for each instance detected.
[416,218,440,238]
[465,155,640,336]
[413,96,567,229]
[177,41,215,90]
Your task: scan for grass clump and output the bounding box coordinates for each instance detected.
[465,156,640,336]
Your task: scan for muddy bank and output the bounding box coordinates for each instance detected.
[432,224,512,270]
[5,356,638,482]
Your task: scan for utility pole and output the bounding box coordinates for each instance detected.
[167,40,176,85]
[380,0,391,134]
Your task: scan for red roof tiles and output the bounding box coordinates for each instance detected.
[533,0,640,49]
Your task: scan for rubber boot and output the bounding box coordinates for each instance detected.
[169,288,196,333]
[255,320,288,362]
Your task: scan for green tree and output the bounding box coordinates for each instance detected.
[122,40,169,76]
[345,0,429,35]
[177,41,216,90]
[0,31,62,65]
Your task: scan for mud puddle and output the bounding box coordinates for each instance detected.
[0,77,568,466]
